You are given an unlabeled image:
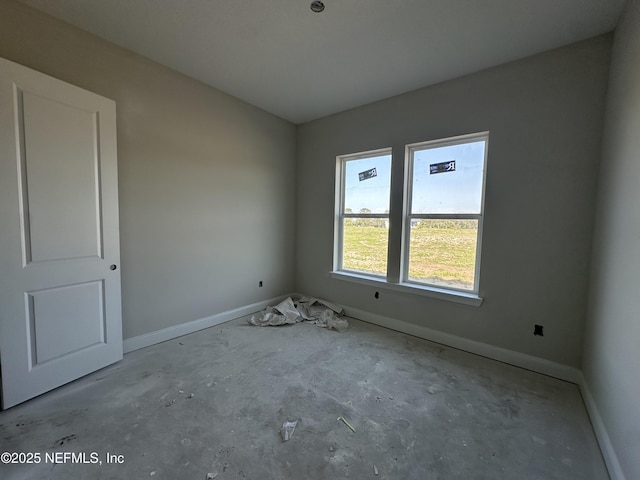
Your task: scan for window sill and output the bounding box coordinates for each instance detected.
[330,271,483,306]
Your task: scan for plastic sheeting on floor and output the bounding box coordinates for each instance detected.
[248,296,349,332]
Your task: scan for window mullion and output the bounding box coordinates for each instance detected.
[385,146,405,283]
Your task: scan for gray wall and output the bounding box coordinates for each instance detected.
[296,36,612,368]
[583,0,640,478]
[0,0,296,339]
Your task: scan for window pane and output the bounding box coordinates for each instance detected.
[344,154,391,214]
[408,219,478,290]
[412,140,486,214]
[342,217,389,276]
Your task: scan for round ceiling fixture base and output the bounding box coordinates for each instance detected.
[310,1,325,13]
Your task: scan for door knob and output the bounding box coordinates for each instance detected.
[110,264,117,271]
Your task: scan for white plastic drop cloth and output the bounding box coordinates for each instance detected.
[248,296,348,332]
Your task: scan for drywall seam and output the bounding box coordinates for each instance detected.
[578,372,626,480]
[342,304,581,383]
[123,293,294,353]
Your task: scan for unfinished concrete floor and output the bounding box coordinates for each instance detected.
[0,316,607,479]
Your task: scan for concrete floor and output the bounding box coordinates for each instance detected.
[0,316,608,479]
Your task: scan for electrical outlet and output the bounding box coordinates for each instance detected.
[534,324,544,336]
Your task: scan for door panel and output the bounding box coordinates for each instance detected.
[0,57,122,409]
[21,90,102,263]
[29,281,105,365]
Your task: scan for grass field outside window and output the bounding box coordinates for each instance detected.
[342,220,477,288]
[342,219,388,276]
[407,219,478,290]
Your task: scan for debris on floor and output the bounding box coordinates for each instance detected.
[206,473,218,479]
[337,416,356,433]
[251,297,300,326]
[322,310,349,333]
[280,420,298,441]
[374,465,379,475]
[249,296,349,332]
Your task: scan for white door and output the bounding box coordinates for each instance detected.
[0,58,122,409]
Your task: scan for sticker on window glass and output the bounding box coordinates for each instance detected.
[358,168,378,181]
[430,160,456,175]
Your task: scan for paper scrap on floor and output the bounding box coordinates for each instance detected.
[248,296,349,332]
[280,420,298,441]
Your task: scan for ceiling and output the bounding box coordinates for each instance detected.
[18,0,626,124]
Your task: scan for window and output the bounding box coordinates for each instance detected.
[404,133,488,293]
[333,133,488,304]
[335,148,392,277]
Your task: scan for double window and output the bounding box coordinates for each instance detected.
[334,132,488,301]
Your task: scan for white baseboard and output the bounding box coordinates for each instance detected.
[577,373,626,480]
[123,293,292,354]
[342,304,581,383]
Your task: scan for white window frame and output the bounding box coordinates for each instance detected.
[402,132,489,295]
[334,147,392,277]
[332,133,488,306]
